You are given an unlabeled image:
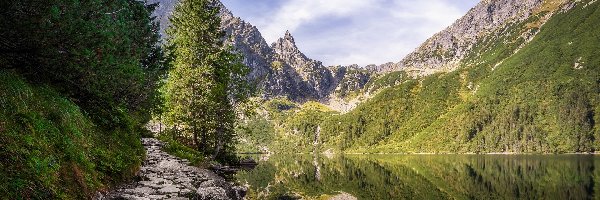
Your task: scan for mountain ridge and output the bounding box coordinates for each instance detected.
[151,0,575,105]
[151,0,378,103]
[234,0,600,154]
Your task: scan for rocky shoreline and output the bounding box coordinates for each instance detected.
[96,138,246,200]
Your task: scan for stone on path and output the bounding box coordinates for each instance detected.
[97,138,245,200]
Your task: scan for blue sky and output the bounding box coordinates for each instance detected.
[221,0,480,66]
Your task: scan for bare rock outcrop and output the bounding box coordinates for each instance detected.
[379,0,547,74]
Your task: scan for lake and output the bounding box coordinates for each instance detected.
[235,154,600,199]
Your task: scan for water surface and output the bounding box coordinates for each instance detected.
[236,154,600,199]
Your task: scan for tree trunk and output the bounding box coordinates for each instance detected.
[200,130,207,153]
[193,124,200,151]
[211,124,225,160]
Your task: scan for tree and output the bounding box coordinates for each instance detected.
[0,0,166,129]
[164,0,252,160]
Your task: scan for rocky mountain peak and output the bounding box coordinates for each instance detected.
[284,30,294,42]
[376,0,559,75]
[270,31,323,71]
[271,31,303,60]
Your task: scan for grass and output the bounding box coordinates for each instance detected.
[156,134,207,166]
[0,69,144,199]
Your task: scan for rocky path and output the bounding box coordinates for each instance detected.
[98,138,245,200]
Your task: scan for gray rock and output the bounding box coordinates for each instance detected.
[199,179,230,189]
[196,187,231,200]
[165,197,188,200]
[385,0,548,74]
[231,186,247,199]
[148,194,167,200]
[158,185,180,194]
[116,194,149,200]
[128,187,156,195]
[100,139,245,200]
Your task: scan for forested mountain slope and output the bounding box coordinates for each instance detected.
[238,0,600,154]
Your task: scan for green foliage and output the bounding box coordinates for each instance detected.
[0,0,166,128]
[321,72,462,152]
[263,97,297,121]
[0,0,163,198]
[363,71,408,93]
[241,1,600,154]
[0,70,144,199]
[236,115,276,153]
[157,134,206,166]
[162,0,253,162]
[236,99,339,154]
[282,102,338,152]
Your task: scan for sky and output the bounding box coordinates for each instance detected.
[221,0,480,66]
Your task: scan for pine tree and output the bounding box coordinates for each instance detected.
[164,0,251,160]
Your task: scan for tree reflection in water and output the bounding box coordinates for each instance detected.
[236,155,600,200]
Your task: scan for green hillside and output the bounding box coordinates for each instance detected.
[238,0,600,154]
[0,0,164,198]
[0,70,144,199]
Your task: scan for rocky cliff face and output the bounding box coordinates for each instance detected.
[221,4,339,101]
[267,31,337,101]
[150,0,360,102]
[218,5,273,93]
[374,0,567,74]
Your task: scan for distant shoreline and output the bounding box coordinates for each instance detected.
[237,152,600,155]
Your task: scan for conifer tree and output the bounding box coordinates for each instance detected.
[164,0,251,160]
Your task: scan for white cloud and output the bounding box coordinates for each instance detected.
[222,0,478,66]
[258,0,373,43]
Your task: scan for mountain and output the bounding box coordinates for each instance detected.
[151,0,600,154]
[150,0,576,104]
[150,0,372,102]
[373,0,549,74]
[237,0,600,154]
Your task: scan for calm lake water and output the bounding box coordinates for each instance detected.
[235,154,600,200]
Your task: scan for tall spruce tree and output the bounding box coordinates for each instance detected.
[164,0,251,160]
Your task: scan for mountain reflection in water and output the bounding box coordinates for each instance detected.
[236,154,599,200]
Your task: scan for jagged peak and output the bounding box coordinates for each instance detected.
[273,30,296,46]
[272,30,298,51]
[284,30,294,41]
